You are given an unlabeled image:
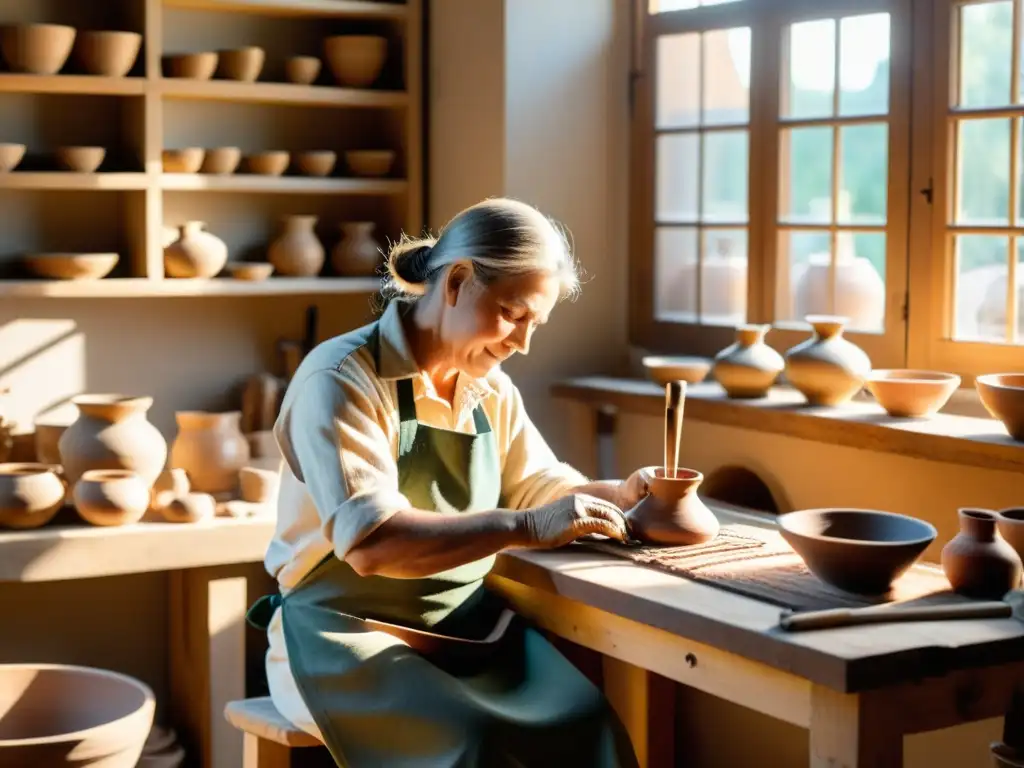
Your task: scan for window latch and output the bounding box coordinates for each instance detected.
[920,179,934,205]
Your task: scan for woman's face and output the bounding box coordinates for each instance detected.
[442,267,561,377]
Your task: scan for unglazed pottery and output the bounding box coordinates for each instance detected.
[60,395,167,488]
[151,467,190,511]
[0,663,155,768]
[32,421,67,465]
[216,46,264,82]
[942,508,1023,598]
[74,31,142,77]
[164,221,228,278]
[784,315,871,406]
[200,147,241,175]
[161,148,204,173]
[239,466,279,504]
[642,355,711,386]
[332,221,382,276]
[711,324,784,398]
[996,507,1024,564]
[976,373,1024,441]
[324,35,387,87]
[865,370,961,418]
[778,508,937,595]
[345,149,395,177]
[0,143,26,172]
[244,151,289,176]
[268,215,325,277]
[23,253,119,281]
[626,467,719,546]
[1,23,76,75]
[160,492,215,524]
[226,262,273,281]
[0,463,66,530]
[56,146,105,173]
[162,52,218,80]
[73,469,151,527]
[794,252,886,332]
[285,55,321,85]
[294,150,336,177]
[170,411,250,495]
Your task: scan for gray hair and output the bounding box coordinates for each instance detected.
[381,197,580,304]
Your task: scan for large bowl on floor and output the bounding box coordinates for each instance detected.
[0,663,155,767]
[777,508,937,595]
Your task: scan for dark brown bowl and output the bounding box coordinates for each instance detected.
[777,508,937,595]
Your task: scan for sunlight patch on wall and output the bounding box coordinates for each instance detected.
[0,319,84,432]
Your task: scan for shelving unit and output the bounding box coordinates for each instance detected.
[0,0,422,297]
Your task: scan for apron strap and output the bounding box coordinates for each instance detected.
[396,377,419,456]
[246,592,282,631]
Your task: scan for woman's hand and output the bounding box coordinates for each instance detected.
[520,494,629,549]
[617,468,650,511]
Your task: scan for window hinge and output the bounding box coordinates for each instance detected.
[901,292,909,322]
[920,178,934,205]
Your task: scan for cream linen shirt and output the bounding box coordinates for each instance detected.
[264,300,589,738]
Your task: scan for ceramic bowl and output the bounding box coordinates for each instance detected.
[864,369,961,418]
[162,148,205,174]
[0,463,66,530]
[56,146,106,173]
[294,150,337,177]
[1,23,76,75]
[200,146,241,175]
[323,34,386,87]
[345,149,395,177]
[245,151,289,176]
[226,262,273,281]
[997,508,1024,563]
[162,52,218,80]
[777,508,937,595]
[74,30,142,77]
[0,143,26,172]
[23,253,119,281]
[216,46,265,82]
[977,373,1024,441]
[642,355,712,386]
[285,55,321,85]
[73,469,151,527]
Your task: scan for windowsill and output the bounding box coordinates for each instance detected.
[551,376,1024,474]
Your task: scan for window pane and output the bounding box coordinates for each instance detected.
[956,119,1011,225]
[655,227,698,321]
[649,0,740,10]
[958,2,1013,109]
[656,34,700,129]
[954,235,1009,341]
[702,229,747,325]
[656,133,700,222]
[703,28,751,125]
[838,123,888,225]
[781,127,833,224]
[702,131,748,222]
[840,232,887,333]
[779,229,831,322]
[784,19,836,119]
[839,14,890,116]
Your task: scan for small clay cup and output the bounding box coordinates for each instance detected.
[285,55,321,85]
[73,469,150,527]
[163,52,218,80]
[0,463,66,530]
[294,150,336,177]
[216,46,265,82]
[56,146,106,173]
[151,467,190,511]
[200,146,241,175]
[625,467,719,546]
[941,508,1023,598]
[226,262,273,281]
[245,151,289,176]
[0,143,26,172]
[239,466,279,503]
[161,492,215,524]
[162,148,205,174]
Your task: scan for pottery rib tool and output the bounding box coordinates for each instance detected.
[664,380,686,479]
[778,597,1019,632]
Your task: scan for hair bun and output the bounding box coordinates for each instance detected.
[385,239,436,297]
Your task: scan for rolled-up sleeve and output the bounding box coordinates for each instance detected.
[276,365,410,560]
[499,379,589,510]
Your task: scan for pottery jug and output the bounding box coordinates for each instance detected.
[941,508,1023,598]
[59,395,168,488]
[626,467,720,546]
[268,215,325,277]
[0,463,66,530]
[164,221,228,278]
[332,221,382,276]
[170,411,250,495]
[784,315,871,406]
[711,324,784,398]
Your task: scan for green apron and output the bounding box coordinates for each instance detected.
[248,326,637,768]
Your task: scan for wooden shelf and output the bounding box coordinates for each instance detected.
[0,276,381,298]
[160,173,407,194]
[158,78,408,107]
[0,74,146,96]
[0,173,149,191]
[161,0,408,19]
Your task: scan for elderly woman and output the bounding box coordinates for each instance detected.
[247,198,644,767]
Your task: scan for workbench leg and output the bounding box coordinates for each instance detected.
[992,686,1024,766]
[169,567,248,768]
[602,656,674,768]
[808,685,902,767]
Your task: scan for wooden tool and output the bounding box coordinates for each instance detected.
[663,381,686,479]
[779,600,1013,632]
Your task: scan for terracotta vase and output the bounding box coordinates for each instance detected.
[941,508,1023,598]
[625,467,720,546]
[331,222,382,276]
[170,411,250,495]
[59,395,168,489]
[268,215,325,277]
[0,463,66,530]
[164,221,228,278]
[73,469,151,527]
[711,324,784,398]
[784,315,871,406]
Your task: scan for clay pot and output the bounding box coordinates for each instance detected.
[997,508,1024,565]
[976,373,1024,441]
[74,31,142,77]
[784,315,871,406]
[625,467,719,546]
[151,467,189,511]
[226,262,273,281]
[59,395,168,489]
[162,148,204,174]
[711,324,784,398]
[642,356,711,386]
[239,466,279,503]
[33,422,67,465]
[294,150,336,177]
[0,663,155,768]
[0,143,26,172]
[23,253,119,281]
[331,221,382,276]
[56,146,105,173]
[794,251,886,331]
[345,149,395,177]
[162,52,218,80]
[244,151,289,176]
[161,492,215,524]
[268,215,325,277]
[200,147,241,175]
[73,469,151,527]
[216,46,264,82]
[324,35,387,87]
[170,411,250,495]
[164,221,228,278]
[661,251,747,321]
[0,463,66,530]
[285,55,321,85]
[1,23,77,75]
[864,370,961,418]
[941,508,1023,598]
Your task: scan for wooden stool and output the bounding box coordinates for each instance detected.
[224,697,322,767]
